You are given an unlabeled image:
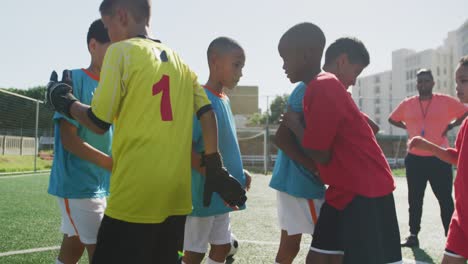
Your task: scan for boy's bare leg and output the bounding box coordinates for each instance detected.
[208,244,231,262]
[57,235,85,264]
[84,244,96,263]
[442,254,467,264]
[328,254,344,264]
[275,230,301,264]
[183,251,205,264]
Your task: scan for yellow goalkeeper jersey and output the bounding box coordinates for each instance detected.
[91,37,211,223]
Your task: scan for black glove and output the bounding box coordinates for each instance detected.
[202,152,247,208]
[45,70,78,118]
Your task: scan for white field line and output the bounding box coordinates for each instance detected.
[0,246,60,257]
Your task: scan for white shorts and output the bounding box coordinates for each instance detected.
[57,197,106,245]
[183,213,231,253]
[277,191,324,236]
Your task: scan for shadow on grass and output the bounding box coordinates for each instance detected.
[410,247,436,264]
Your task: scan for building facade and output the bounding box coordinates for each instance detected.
[353,19,468,135]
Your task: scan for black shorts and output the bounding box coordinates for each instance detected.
[311,202,344,254]
[311,194,402,264]
[92,214,186,264]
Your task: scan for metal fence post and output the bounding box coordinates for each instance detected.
[34,100,39,172]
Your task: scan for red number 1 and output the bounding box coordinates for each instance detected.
[152,75,173,121]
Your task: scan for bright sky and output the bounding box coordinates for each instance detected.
[1,0,466,110]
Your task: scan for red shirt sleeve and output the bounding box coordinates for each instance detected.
[302,77,346,151]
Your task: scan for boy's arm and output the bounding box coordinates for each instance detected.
[69,102,110,135]
[443,112,468,136]
[191,147,205,175]
[281,111,331,164]
[365,116,380,134]
[198,110,218,154]
[59,119,112,171]
[408,136,458,165]
[388,118,407,130]
[275,124,318,173]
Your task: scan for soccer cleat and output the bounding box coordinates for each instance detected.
[401,235,419,247]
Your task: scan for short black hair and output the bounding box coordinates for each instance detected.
[99,0,150,24]
[281,22,326,52]
[324,37,369,66]
[459,56,468,67]
[87,19,110,46]
[416,68,434,80]
[207,37,243,61]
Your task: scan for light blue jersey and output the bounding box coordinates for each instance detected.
[48,69,112,199]
[269,82,325,199]
[191,87,247,217]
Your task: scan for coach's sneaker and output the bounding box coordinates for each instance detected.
[401,234,419,247]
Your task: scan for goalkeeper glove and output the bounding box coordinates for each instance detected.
[202,152,247,208]
[45,70,78,118]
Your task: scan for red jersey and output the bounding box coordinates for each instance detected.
[446,118,468,258]
[302,72,395,209]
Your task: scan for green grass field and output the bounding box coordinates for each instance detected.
[0,155,52,173]
[0,172,446,263]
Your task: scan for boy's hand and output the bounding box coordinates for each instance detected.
[203,152,247,208]
[280,111,303,131]
[45,70,78,118]
[408,136,431,151]
[244,169,252,191]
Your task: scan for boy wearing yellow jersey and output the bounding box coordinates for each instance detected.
[45,0,246,263]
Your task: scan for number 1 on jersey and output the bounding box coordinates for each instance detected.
[152,75,173,121]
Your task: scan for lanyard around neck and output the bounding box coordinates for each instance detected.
[418,97,433,137]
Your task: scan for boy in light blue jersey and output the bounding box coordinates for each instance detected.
[48,19,112,264]
[271,37,375,264]
[183,37,251,264]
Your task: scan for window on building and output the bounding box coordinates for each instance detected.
[375,107,381,114]
[375,117,381,125]
[437,67,440,76]
[375,76,381,83]
[375,86,380,94]
[444,68,447,75]
[375,98,381,104]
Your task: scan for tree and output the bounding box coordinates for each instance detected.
[269,94,289,124]
[6,86,46,101]
[247,94,289,126]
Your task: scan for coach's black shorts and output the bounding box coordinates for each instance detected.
[311,193,402,264]
[92,214,186,264]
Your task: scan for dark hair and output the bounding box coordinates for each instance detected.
[87,19,110,45]
[99,0,150,24]
[459,56,468,67]
[324,37,370,66]
[207,37,243,60]
[281,22,326,51]
[416,68,434,80]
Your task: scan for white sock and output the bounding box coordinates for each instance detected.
[206,257,225,264]
[55,259,64,264]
